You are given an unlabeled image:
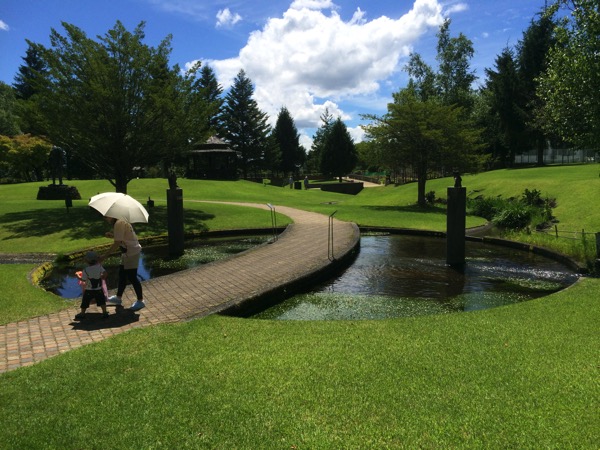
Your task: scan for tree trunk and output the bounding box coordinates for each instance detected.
[115,176,128,194]
[417,174,427,207]
[536,136,545,166]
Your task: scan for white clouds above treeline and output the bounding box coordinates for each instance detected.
[187,0,447,143]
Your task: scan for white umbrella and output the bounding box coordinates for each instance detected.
[88,192,149,223]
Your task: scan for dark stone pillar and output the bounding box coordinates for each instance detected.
[447,187,466,266]
[167,188,184,257]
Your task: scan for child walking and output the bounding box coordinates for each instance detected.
[74,251,109,320]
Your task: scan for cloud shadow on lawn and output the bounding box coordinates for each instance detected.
[0,205,215,242]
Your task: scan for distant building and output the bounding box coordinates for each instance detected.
[186,136,240,180]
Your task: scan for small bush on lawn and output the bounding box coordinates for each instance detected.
[468,188,556,231]
[425,190,436,204]
[492,201,533,229]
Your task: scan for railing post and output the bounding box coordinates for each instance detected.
[267,203,278,243]
[328,210,337,261]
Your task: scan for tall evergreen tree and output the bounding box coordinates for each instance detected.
[307,108,333,173]
[222,70,271,178]
[13,44,49,136]
[198,64,225,138]
[274,107,304,175]
[13,45,47,100]
[517,12,557,165]
[0,82,20,136]
[484,47,525,167]
[320,117,357,182]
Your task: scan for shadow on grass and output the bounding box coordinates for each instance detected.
[0,206,215,242]
[69,307,140,330]
[362,204,447,215]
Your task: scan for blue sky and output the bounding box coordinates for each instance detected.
[1,0,550,145]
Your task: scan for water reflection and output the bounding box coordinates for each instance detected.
[253,234,578,320]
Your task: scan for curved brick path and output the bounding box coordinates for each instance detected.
[0,203,359,373]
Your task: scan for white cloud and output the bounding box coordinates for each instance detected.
[191,0,445,142]
[0,20,9,31]
[216,8,242,28]
[290,0,337,11]
[146,0,211,21]
[444,2,468,15]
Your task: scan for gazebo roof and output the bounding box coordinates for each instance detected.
[194,136,231,151]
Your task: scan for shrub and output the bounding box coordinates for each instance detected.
[522,188,543,207]
[492,202,533,230]
[467,196,507,221]
[425,190,436,204]
[469,188,556,231]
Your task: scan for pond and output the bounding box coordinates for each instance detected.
[251,234,579,320]
[41,235,270,299]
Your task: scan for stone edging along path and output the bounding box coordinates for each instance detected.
[0,202,360,373]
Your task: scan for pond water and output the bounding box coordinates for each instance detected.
[41,235,270,299]
[252,234,579,320]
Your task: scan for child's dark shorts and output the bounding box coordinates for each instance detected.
[81,290,107,309]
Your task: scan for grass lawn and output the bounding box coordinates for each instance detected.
[0,165,598,448]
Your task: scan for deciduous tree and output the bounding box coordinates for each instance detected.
[30,21,194,193]
[536,0,600,149]
[363,88,483,206]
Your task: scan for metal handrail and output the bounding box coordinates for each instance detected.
[267,203,278,243]
[328,210,337,260]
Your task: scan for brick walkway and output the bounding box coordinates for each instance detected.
[0,203,359,373]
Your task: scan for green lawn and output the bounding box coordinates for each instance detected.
[0,166,598,448]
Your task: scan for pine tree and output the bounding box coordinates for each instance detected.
[13,44,47,100]
[198,64,225,137]
[517,12,556,165]
[0,82,20,136]
[274,107,304,176]
[307,109,333,173]
[484,47,526,167]
[222,70,271,178]
[320,117,357,182]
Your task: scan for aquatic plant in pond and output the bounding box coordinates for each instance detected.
[253,234,578,320]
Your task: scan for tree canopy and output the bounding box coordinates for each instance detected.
[363,19,483,206]
[364,88,483,206]
[536,0,600,149]
[0,83,20,136]
[28,21,199,193]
